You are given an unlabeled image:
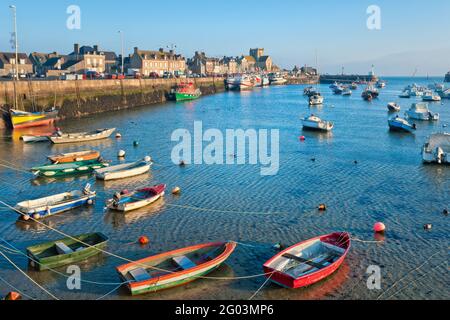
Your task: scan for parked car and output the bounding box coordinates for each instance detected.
[149,72,159,79]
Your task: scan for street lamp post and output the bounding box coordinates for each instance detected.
[118,31,124,76]
[9,5,19,110]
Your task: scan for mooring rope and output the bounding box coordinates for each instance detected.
[0,273,36,300]
[0,250,59,300]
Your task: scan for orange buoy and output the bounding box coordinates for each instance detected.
[318,204,327,211]
[373,222,386,233]
[5,291,21,300]
[138,236,149,245]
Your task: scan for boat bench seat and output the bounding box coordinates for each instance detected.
[172,255,196,270]
[55,242,74,255]
[282,253,337,270]
[129,268,152,282]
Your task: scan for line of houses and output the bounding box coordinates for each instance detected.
[0,44,316,79]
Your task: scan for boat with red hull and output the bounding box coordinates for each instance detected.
[263,232,350,289]
[10,108,58,129]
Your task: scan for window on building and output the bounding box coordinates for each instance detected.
[19,59,25,65]
[9,59,16,64]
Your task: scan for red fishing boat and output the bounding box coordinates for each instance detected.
[263,232,350,289]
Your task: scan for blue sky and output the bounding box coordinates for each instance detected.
[0,0,449,75]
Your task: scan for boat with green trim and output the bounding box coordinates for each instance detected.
[116,241,236,295]
[173,82,202,101]
[31,160,109,178]
[26,232,108,271]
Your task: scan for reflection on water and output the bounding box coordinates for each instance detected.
[0,77,449,300]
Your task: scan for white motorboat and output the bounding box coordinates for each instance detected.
[302,114,333,131]
[376,80,386,88]
[387,102,401,112]
[309,94,324,106]
[399,90,411,98]
[422,92,442,102]
[439,88,450,99]
[262,75,270,86]
[269,73,287,85]
[422,133,450,164]
[388,116,416,133]
[405,103,439,121]
[226,76,238,90]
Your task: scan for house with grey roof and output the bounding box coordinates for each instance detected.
[0,52,33,77]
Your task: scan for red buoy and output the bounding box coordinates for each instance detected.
[299,136,306,141]
[138,236,149,245]
[373,222,386,233]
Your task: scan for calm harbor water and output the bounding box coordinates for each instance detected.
[0,77,448,300]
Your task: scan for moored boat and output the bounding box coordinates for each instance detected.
[263,232,350,289]
[15,184,96,220]
[387,102,401,112]
[309,94,324,106]
[236,75,254,90]
[388,116,416,133]
[342,88,352,96]
[49,128,116,144]
[106,184,166,212]
[361,84,379,100]
[9,108,58,129]
[302,114,333,131]
[31,160,108,178]
[26,232,108,271]
[405,103,439,121]
[20,133,54,143]
[422,132,450,164]
[399,90,411,98]
[116,241,237,295]
[269,73,287,85]
[422,92,441,102]
[174,82,202,101]
[48,150,101,164]
[95,157,152,181]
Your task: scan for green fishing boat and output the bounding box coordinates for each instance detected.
[26,232,108,271]
[174,82,202,101]
[31,160,109,178]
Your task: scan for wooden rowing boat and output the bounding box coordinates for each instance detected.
[95,157,152,181]
[49,128,116,144]
[10,108,58,129]
[263,232,350,289]
[106,184,166,212]
[26,232,108,271]
[15,184,96,220]
[48,150,101,163]
[31,160,108,178]
[116,241,236,295]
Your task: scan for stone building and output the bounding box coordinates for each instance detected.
[62,43,106,74]
[0,52,33,77]
[249,48,273,72]
[129,47,186,77]
[187,52,225,75]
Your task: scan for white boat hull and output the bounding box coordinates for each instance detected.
[108,192,164,212]
[302,119,333,131]
[50,128,116,144]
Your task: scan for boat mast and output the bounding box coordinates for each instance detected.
[9,5,19,110]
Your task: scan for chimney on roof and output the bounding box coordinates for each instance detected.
[159,48,164,53]
[74,43,79,55]
[93,45,99,53]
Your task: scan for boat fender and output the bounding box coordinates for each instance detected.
[144,156,152,162]
[423,224,432,230]
[87,199,94,205]
[118,150,126,157]
[318,204,327,211]
[138,236,149,245]
[115,133,122,138]
[133,141,139,147]
[33,213,41,220]
[443,209,449,216]
[22,214,30,221]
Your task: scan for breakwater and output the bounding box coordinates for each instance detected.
[0,77,225,127]
[286,75,319,85]
[319,74,377,84]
